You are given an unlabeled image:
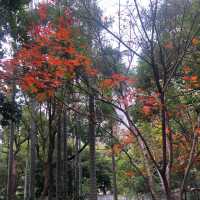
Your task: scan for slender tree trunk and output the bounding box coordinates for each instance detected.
[0,129,2,160]
[11,158,17,200]
[111,125,118,200]
[179,116,199,200]
[121,102,159,200]
[63,111,68,199]
[88,95,97,200]
[47,101,55,200]
[144,157,159,200]
[56,115,62,200]
[7,120,15,200]
[30,100,37,200]
[47,133,55,200]
[166,128,173,195]
[7,83,16,200]
[77,119,82,199]
[24,140,30,200]
[72,129,75,200]
[126,119,159,200]
[111,146,118,200]
[74,122,80,200]
[78,141,82,199]
[40,163,48,199]
[24,159,30,200]
[160,174,172,200]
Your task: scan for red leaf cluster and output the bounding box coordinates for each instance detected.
[100,73,135,90]
[121,132,134,145]
[137,94,160,115]
[11,4,96,102]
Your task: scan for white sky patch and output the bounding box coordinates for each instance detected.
[99,0,149,15]
[98,0,150,65]
[98,0,149,30]
[1,35,14,59]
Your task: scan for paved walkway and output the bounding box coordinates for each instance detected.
[98,195,128,200]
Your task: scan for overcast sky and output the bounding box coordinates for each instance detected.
[99,0,149,16]
[97,0,149,47]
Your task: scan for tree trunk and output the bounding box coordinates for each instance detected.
[7,83,16,200]
[40,163,48,199]
[7,120,15,200]
[111,146,118,200]
[0,129,2,160]
[74,122,80,200]
[63,111,68,199]
[11,158,17,200]
[111,125,118,200]
[30,100,37,200]
[47,133,55,200]
[179,116,199,200]
[88,95,97,200]
[47,101,55,200]
[78,144,82,199]
[24,159,30,200]
[127,122,159,200]
[161,174,173,200]
[145,159,159,200]
[56,115,62,200]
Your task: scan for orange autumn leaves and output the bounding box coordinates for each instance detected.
[124,170,134,177]
[164,37,199,49]
[192,37,200,46]
[138,94,160,116]
[111,132,135,178]
[195,128,200,136]
[182,65,197,81]
[13,4,96,102]
[182,35,200,87]
[100,73,135,91]
[181,65,200,88]
[112,144,123,155]
[112,132,135,156]
[182,75,198,82]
